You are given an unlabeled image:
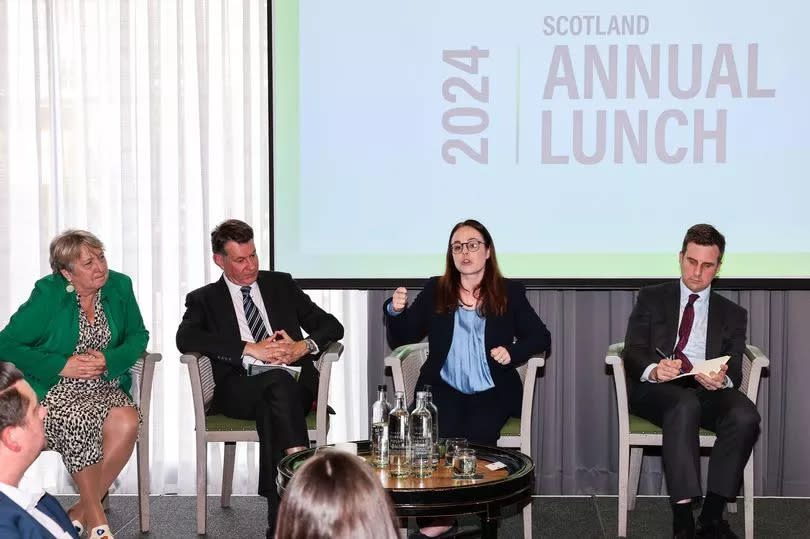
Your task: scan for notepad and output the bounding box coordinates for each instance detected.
[247,364,302,379]
[668,355,730,380]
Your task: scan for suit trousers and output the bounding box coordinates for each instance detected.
[213,369,312,522]
[429,377,521,446]
[629,379,760,502]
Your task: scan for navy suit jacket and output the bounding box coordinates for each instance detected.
[384,277,551,391]
[622,280,748,392]
[0,491,79,538]
[176,271,344,399]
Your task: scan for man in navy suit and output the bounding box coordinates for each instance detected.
[176,219,344,538]
[0,361,79,538]
[623,224,760,539]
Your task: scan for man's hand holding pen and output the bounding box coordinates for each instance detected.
[651,347,681,382]
[651,358,682,382]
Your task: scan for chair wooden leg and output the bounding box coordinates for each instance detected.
[221,442,236,508]
[136,438,150,532]
[628,447,643,511]
[196,438,207,535]
[618,443,630,537]
[522,500,532,539]
[743,456,753,539]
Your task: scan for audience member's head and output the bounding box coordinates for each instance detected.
[275,451,399,539]
[0,362,47,482]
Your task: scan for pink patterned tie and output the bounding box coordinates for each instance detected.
[673,294,699,373]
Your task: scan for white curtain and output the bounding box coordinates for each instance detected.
[0,0,369,496]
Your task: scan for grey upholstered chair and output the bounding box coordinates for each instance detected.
[385,342,545,539]
[180,342,343,535]
[605,342,768,539]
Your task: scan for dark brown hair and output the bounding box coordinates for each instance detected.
[275,451,399,539]
[0,362,28,432]
[435,219,507,316]
[211,219,254,255]
[681,224,726,263]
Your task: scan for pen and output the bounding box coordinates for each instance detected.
[655,347,670,360]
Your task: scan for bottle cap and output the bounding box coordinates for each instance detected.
[377,384,387,391]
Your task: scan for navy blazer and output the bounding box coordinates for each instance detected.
[0,491,79,538]
[176,271,344,398]
[384,277,551,391]
[622,281,748,390]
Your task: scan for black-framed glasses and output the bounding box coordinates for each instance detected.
[450,240,486,254]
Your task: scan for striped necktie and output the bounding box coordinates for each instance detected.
[241,286,269,342]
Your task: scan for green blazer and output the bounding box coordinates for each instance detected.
[0,270,149,400]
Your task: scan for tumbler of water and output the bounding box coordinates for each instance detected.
[452,448,477,479]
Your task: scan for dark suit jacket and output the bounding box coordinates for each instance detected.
[622,281,748,391]
[384,277,551,390]
[175,271,344,399]
[0,490,79,538]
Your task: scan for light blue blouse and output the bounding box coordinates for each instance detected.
[440,307,495,394]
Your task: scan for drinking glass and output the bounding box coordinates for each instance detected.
[451,448,477,478]
[444,437,468,467]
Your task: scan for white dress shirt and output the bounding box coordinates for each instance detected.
[0,481,73,538]
[642,280,732,387]
[222,275,273,370]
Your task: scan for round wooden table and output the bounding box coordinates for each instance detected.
[277,440,534,538]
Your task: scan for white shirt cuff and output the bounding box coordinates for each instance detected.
[641,363,658,383]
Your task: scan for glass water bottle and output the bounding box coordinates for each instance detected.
[370,384,391,468]
[410,391,434,478]
[388,391,411,477]
[423,385,439,467]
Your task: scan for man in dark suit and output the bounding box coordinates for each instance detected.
[176,219,343,538]
[0,361,79,538]
[623,224,760,539]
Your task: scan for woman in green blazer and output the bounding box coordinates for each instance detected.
[0,230,148,539]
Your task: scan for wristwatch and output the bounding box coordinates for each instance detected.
[304,337,318,355]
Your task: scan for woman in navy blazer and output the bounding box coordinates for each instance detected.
[384,219,551,446]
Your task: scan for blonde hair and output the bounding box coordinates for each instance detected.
[49,230,105,274]
[275,451,399,539]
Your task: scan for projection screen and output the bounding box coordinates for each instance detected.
[271,1,810,281]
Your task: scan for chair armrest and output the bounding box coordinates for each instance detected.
[180,353,209,435]
[314,343,344,446]
[605,343,630,438]
[179,351,202,364]
[743,345,770,405]
[135,352,162,426]
[314,341,343,371]
[518,353,546,455]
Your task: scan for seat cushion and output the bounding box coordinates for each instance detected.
[499,416,521,437]
[629,414,715,436]
[205,411,318,432]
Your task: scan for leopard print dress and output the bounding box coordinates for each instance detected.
[42,291,140,474]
